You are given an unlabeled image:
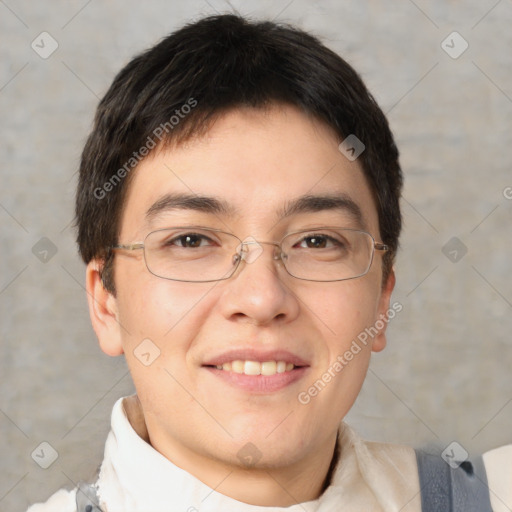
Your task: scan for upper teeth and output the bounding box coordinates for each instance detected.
[215,360,295,376]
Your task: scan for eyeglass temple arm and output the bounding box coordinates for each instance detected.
[111,243,144,251]
[374,242,388,251]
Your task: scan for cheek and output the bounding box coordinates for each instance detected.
[115,275,217,404]
[295,284,380,431]
[115,263,206,345]
[310,279,381,349]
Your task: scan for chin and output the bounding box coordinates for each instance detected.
[218,427,312,468]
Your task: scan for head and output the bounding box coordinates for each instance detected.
[76,14,402,499]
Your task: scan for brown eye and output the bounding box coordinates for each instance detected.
[295,235,341,249]
[303,236,327,249]
[166,233,214,248]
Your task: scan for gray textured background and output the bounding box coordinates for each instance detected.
[1,0,511,510]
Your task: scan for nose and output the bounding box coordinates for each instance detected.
[220,239,299,326]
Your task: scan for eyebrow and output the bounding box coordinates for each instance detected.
[277,194,364,227]
[145,192,364,227]
[146,193,235,220]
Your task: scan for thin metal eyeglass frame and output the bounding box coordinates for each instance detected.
[110,226,389,283]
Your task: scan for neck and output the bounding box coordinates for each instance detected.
[125,397,340,506]
[161,435,338,506]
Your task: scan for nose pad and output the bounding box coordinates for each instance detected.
[236,237,264,264]
[274,245,286,262]
[232,239,287,277]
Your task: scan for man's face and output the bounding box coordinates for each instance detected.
[90,104,394,471]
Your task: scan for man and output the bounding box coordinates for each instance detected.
[28,14,511,512]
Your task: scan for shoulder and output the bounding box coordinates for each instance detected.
[413,443,512,512]
[484,444,512,512]
[26,488,77,512]
[338,425,422,511]
[343,424,418,475]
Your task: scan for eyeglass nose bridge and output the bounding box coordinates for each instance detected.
[235,237,285,266]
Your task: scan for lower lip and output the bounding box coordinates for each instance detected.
[204,367,309,393]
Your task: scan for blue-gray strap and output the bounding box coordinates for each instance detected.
[75,482,103,512]
[415,450,493,511]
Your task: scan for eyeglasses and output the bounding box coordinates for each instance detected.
[111,226,388,283]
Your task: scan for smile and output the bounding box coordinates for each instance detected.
[202,349,310,392]
[213,360,295,376]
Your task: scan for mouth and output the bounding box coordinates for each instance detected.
[206,360,296,376]
[202,350,310,393]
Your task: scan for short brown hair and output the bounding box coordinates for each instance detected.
[75,14,402,292]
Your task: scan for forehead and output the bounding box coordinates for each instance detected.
[120,105,379,237]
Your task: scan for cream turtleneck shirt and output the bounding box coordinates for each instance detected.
[27,395,511,512]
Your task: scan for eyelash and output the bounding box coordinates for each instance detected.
[161,231,346,250]
[294,234,345,249]
[164,233,217,247]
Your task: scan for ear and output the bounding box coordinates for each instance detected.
[86,259,124,356]
[371,268,396,353]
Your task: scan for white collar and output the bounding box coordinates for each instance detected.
[96,396,421,512]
